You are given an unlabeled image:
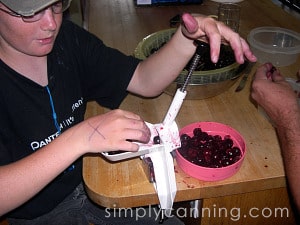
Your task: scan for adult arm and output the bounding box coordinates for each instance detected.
[251,63,300,211]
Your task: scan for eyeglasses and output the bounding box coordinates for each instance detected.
[0,0,71,23]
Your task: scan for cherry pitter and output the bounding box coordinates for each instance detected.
[101,40,209,222]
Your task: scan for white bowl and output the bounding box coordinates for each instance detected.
[247,27,300,67]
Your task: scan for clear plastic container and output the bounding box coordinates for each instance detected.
[247,27,300,67]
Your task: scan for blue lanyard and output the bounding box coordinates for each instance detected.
[46,86,61,134]
[45,86,75,173]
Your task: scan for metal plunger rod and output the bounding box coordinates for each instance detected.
[180,40,210,92]
[180,54,201,92]
[163,40,210,126]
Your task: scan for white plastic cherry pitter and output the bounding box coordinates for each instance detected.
[101,88,187,219]
[101,40,204,221]
[147,88,187,218]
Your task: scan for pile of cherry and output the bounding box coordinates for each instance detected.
[178,127,242,168]
[150,42,236,71]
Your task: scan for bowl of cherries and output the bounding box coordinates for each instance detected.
[134,28,247,99]
[176,122,246,181]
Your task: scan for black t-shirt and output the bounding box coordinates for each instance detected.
[0,20,140,219]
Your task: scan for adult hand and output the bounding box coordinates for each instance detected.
[180,13,257,64]
[251,63,299,126]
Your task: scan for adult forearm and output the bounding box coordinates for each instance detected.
[276,112,300,211]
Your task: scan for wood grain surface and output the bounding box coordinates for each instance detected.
[83,0,300,209]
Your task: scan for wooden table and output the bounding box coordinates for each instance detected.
[83,0,300,224]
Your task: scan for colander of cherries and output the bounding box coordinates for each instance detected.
[134,28,248,99]
[176,121,246,181]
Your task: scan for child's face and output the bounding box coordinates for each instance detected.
[0,3,62,57]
